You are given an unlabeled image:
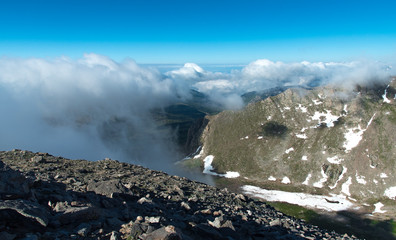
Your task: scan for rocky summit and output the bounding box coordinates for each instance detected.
[0,150,356,240]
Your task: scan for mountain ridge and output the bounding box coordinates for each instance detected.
[192,77,396,217]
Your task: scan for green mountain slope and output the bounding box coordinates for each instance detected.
[196,78,396,215]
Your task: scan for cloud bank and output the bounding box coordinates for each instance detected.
[165,58,391,109]
[0,54,392,177]
[0,54,182,171]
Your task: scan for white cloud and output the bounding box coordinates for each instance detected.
[165,58,391,110]
[239,59,390,90]
[0,54,182,173]
[193,79,234,92]
[0,54,392,178]
[166,62,204,80]
[166,60,299,108]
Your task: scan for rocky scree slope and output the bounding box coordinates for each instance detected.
[197,78,396,213]
[0,150,356,240]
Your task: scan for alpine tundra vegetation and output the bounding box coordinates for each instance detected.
[186,77,396,223]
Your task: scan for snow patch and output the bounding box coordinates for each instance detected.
[327,156,344,164]
[193,146,203,159]
[373,202,386,214]
[313,167,328,188]
[297,104,307,113]
[341,177,352,196]
[349,197,357,202]
[203,155,215,174]
[367,113,376,127]
[313,99,323,105]
[383,85,391,103]
[296,133,308,139]
[240,135,249,140]
[281,177,291,184]
[285,148,294,154]
[202,155,240,178]
[355,171,367,185]
[257,136,263,139]
[301,155,308,161]
[268,176,276,181]
[380,173,388,179]
[241,185,357,212]
[343,125,365,152]
[302,173,312,185]
[343,104,348,114]
[311,111,340,128]
[267,116,272,120]
[384,187,396,199]
[224,172,241,178]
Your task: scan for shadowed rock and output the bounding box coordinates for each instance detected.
[144,225,182,240]
[0,199,49,227]
[0,160,31,199]
[57,205,101,225]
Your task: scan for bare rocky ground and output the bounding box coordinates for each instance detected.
[0,150,357,240]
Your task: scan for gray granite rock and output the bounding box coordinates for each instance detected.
[144,225,182,240]
[0,199,49,226]
[0,160,31,199]
[87,179,131,197]
[57,205,100,225]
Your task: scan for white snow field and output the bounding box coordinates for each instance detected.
[241,185,357,212]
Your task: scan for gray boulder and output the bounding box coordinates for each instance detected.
[0,199,49,227]
[0,161,31,199]
[143,225,182,240]
[87,179,130,197]
[57,205,101,225]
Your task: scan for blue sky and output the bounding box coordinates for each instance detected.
[0,0,395,64]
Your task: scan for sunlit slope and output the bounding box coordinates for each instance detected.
[199,79,396,202]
